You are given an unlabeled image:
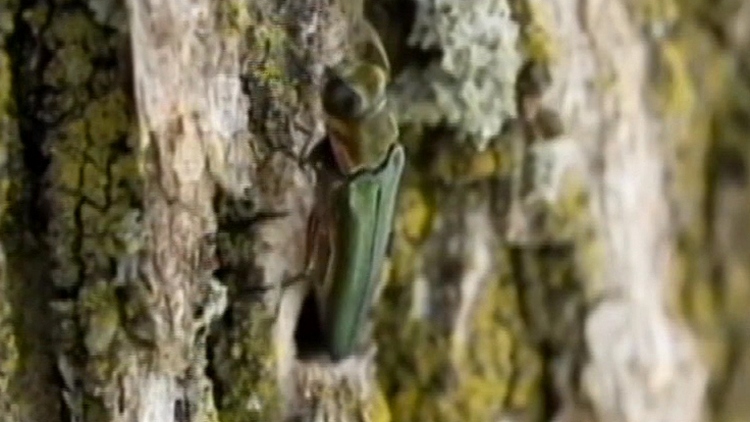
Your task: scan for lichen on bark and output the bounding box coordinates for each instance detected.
[11,0,150,418]
[5,0,748,420]
[389,0,523,150]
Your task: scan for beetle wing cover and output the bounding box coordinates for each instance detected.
[323,144,405,359]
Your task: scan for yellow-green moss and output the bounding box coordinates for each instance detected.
[377,269,543,421]
[376,319,452,421]
[250,23,290,93]
[431,147,507,185]
[652,39,697,113]
[544,172,590,242]
[631,0,680,27]
[214,303,282,422]
[510,0,559,65]
[445,287,517,421]
[79,279,120,357]
[217,0,252,36]
[397,187,433,244]
[0,52,10,109]
[378,220,545,421]
[370,387,392,422]
[629,0,710,114]
[424,129,517,186]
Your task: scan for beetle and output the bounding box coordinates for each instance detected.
[305,21,405,360]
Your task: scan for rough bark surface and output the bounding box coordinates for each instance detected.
[1,0,750,421]
[547,1,707,420]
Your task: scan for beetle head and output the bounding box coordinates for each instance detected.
[321,63,388,120]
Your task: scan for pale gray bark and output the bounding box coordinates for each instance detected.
[545,0,707,420]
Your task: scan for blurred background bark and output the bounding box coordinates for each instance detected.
[0,0,747,421]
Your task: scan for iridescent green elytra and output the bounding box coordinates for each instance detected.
[318,144,404,360]
[309,21,404,360]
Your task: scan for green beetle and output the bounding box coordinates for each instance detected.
[306,23,404,360]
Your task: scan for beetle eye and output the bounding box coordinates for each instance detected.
[322,75,364,119]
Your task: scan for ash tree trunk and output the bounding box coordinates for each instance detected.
[0,0,744,421]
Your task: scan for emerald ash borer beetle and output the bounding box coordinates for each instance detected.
[305,24,405,360]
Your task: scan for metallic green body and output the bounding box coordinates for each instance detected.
[321,144,405,359]
[308,12,403,360]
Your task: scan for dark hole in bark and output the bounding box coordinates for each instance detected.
[714,145,747,187]
[8,5,70,421]
[9,1,52,238]
[174,398,191,422]
[205,318,223,405]
[508,245,582,420]
[294,289,327,359]
[538,341,562,421]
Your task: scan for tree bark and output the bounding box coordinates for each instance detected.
[0,0,748,421]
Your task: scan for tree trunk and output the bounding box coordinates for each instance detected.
[0,0,747,421]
